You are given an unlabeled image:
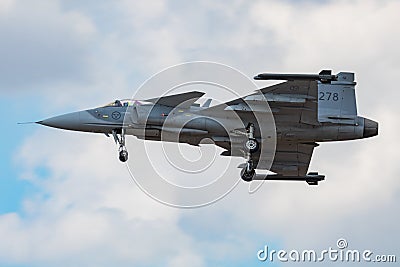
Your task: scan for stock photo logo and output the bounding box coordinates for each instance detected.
[257,238,397,263]
[123,62,277,208]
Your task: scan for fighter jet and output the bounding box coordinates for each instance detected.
[36,70,378,185]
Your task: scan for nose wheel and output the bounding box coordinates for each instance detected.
[119,148,128,162]
[112,129,128,162]
[241,123,258,182]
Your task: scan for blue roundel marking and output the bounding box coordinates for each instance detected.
[112,111,121,120]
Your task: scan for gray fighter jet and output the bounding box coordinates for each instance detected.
[36,70,378,185]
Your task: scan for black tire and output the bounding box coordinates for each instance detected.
[119,150,128,162]
[240,168,255,182]
[245,138,259,153]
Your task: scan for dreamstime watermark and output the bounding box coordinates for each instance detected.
[123,61,277,208]
[257,238,397,263]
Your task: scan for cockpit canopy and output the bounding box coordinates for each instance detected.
[102,99,152,107]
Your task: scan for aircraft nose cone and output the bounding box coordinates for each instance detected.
[363,118,378,138]
[37,111,81,131]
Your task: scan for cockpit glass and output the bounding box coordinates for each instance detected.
[102,99,151,107]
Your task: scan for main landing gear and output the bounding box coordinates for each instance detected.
[241,123,259,182]
[112,129,128,162]
[241,160,255,182]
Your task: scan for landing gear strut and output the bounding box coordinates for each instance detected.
[241,123,259,182]
[244,123,259,153]
[112,129,128,162]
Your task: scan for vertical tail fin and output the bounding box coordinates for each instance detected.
[317,72,358,125]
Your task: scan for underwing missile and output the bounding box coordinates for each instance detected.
[254,70,337,83]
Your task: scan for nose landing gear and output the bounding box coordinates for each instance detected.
[112,129,128,162]
[119,147,128,162]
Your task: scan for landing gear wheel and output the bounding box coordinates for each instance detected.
[119,149,128,162]
[112,129,129,163]
[241,168,255,182]
[245,138,259,153]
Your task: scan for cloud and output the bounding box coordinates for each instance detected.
[1,0,400,266]
[1,131,202,266]
[0,0,97,92]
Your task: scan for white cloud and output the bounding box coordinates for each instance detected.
[0,0,14,14]
[1,131,203,266]
[0,0,98,92]
[1,0,400,266]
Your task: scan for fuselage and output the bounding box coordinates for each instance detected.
[37,101,378,144]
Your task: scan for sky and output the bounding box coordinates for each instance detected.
[0,0,399,266]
